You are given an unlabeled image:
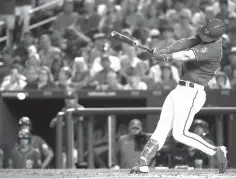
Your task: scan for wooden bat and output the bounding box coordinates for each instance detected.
[111,31,155,53]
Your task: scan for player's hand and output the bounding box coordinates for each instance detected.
[150,52,173,62]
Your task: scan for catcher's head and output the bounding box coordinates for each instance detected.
[19,116,32,130]
[18,128,31,146]
[198,19,225,43]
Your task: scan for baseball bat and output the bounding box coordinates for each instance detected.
[111,31,155,53]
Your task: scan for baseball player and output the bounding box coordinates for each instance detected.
[9,129,42,169]
[19,116,54,168]
[130,19,227,174]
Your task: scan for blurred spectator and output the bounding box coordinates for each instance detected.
[174,9,196,40]
[135,61,154,89]
[24,67,38,89]
[224,47,236,80]
[9,129,42,169]
[215,0,236,29]
[144,1,162,29]
[221,34,232,68]
[56,66,73,89]
[156,20,176,50]
[19,116,54,169]
[98,0,123,33]
[147,29,161,49]
[149,62,180,84]
[122,0,146,30]
[208,71,231,89]
[0,47,14,83]
[14,31,36,62]
[152,63,178,90]
[0,65,27,91]
[106,71,123,90]
[51,54,65,81]
[120,45,142,68]
[38,66,57,90]
[72,57,90,89]
[92,56,116,89]
[39,34,62,68]
[114,119,154,169]
[124,75,147,90]
[51,0,79,36]
[90,36,121,77]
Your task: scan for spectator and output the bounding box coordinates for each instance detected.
[156,20,176,50]
[135,61,154,89]
[106,71,123,90]
[50,53,65,81]
[14,31,35,62]
[38,66,57,90]
[122,0,146,30]
[208,71,231,89]
[149,62,180,84]
[0,47,13,83]
[144,1,162,29]
[215,0,236,29]
[174,9,196,40]
[19,117,54,169]
[39,34,62,68]
[51,0,79,36]
[148,29,161,49]
[230,69,236,88]
[92,56,115,89]
[56,66,73,89]
[224,47,236,80]
[119,57,134,85]
[0,65,27,91]
[124,75,147,90]
[72,57,90,89]
[90,36,121,77]
[113,119,154,169]
[24,67,38,90]
[120,45,142,69]
[9,129,42,169]
[152,63,178,90]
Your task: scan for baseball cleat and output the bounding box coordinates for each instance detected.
[130,160,149,174]
[214,146,227,173]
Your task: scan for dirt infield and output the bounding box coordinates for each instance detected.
[0,169,235,179]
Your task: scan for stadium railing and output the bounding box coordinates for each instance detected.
[52,107,236,169]
[0,0,62,43]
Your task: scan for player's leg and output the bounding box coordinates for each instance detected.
[172,88,217,156]
[172,87,227,173]
[130,91,174,173]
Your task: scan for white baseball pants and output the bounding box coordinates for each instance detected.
[151,84,216,156]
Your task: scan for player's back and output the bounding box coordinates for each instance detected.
[181,38,223,86]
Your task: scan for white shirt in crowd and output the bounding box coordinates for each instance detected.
[90,56,121,77]
[148,64,180,83]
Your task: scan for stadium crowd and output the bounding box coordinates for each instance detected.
[0,0,236,91]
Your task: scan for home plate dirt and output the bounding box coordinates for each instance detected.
[0,169,235,179]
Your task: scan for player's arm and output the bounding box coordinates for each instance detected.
[151,50,196,62]
[158,35,201,54]
[40,141,54,169]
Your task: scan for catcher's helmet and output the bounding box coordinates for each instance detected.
[198,19,225,42]
[19,116,32,128]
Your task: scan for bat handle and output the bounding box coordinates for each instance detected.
[150,48,156,54]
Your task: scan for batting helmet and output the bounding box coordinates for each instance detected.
[198,19,225,42]
[19,116,32,128]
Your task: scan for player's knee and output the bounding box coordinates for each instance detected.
[172,130,184,143]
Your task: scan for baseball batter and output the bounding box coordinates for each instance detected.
[130,19,227,174]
